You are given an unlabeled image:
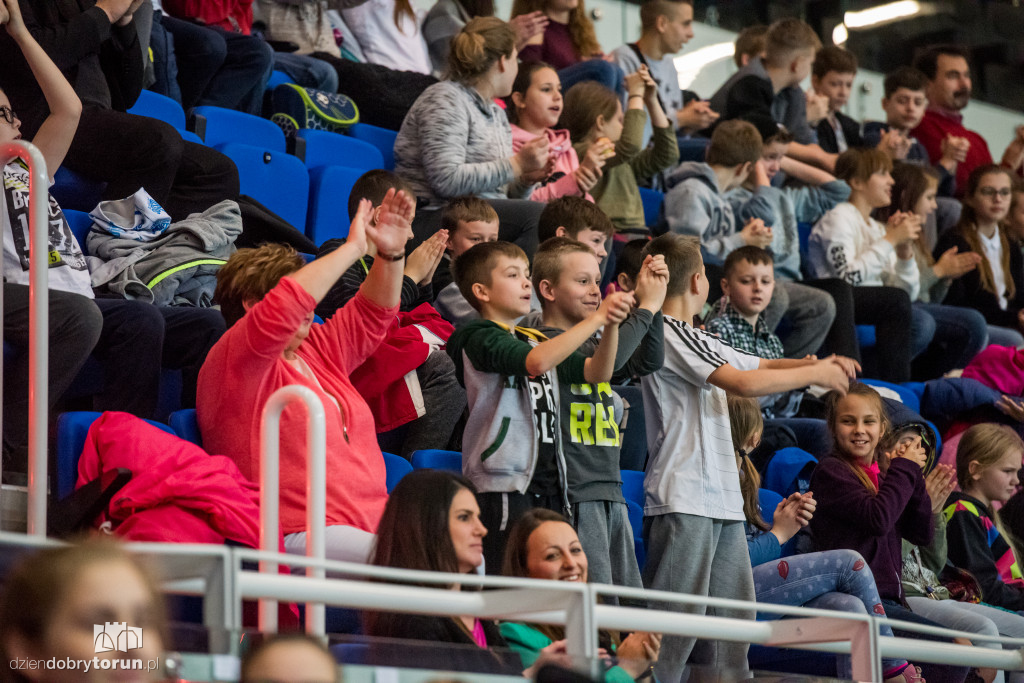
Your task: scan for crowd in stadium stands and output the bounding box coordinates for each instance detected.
[5,0,1024,680]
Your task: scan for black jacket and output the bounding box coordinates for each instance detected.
[0,0,143,135]
[816,111,863,154]
[934,228,1024,328]
[365,612,520,673]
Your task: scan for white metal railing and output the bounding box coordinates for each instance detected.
[0,142,49,536]
[258,384,327,635]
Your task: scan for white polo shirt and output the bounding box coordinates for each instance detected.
[641,315,759,520]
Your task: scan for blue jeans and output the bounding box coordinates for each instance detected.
[988,324,1024,348]
[149,12,183,105]
[272,52,338,93]
[753,549,909,677]
[914,302,989,375]
[558,59,627,97]
[882,600,972,683]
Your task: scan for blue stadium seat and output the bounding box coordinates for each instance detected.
[348,123,397,171]
[56,411,175,500]
[297,129,384,171]
[678,136,710,162]
[218,143,309,230]
[306,165,365,243]
[63,209,94,248]
[382,452,412,493]
[128,89,187,131]
[51,166,106,213]
[193,106,286,152]
[267,70,295,89]
[638,188,664,229]
[620,469,644,508]
[168,409,202,448]
[861,378,921,412]
[330,643,368,665]
[410,449,462,472]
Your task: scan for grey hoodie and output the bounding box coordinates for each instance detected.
[661,161,773,263]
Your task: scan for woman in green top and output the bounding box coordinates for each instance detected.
[500,508,661,681]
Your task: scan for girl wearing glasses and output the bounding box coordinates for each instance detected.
[935,165,1024,340]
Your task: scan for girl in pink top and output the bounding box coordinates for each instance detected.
[508,61,611,202]
[197,190,415,564]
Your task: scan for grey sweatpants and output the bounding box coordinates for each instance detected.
[763,280,836,359]
[642,513,755,682]
[572,500,643,589]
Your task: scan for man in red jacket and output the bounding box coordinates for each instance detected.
[911,44,1024,197]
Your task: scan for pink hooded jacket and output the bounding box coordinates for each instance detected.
[510,125,593,202]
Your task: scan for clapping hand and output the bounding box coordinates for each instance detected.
[888,433,928,469]
[925,463,957,515]
[634,254,669,312]
[740,217,773,248]
[0,0,27,39]
[365,189,415,258]
[996,394,1024,423]
[405,229,447,284]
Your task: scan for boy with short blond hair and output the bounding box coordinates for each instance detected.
[811,45,863,154]
[533,236,666,587]
[447,241,633,571]
[662,119,773,262]
[710,18,835,171]
[639,233,856,680]
[538,196,614,262]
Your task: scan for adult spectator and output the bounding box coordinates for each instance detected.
[0,0,241,222]
[912,45,1024,198]
[199,190,415,563]
[395,17,546,254]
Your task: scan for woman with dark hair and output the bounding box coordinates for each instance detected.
[500,508,660,682]
[0,540,168,683]
[365,470,566,676]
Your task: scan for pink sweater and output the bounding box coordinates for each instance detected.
[510,125,592,202]
[197,277,394,535]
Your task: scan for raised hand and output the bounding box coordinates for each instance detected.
[634,254,668,312]
[805,90,829,126]
[581,137,613,173]
[515,135,551,176]
[0,0,27,39]
[826,354,861,379]
[814,358,850,394]
[365,189,414,257]
[345,198,373,258]
[404,229,448,284]
[509,10,548,50]
[625,69,647,100]
[877,128,911,160]
[615,632,661,679]
[885,211,922,246]
[598,291,635,326]
[890,434,928,469]
[925,463,957,515]
[941,134,970,166]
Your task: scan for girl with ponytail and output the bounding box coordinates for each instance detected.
[727,395,923,683]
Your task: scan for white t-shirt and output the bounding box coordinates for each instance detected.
[640,314,759,520]
[980,229,1008,310]
[341,0,431,75]
[2,162,93,299]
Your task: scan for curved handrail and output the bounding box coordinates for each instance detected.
[258,384,326,635]
[0,142,48,536]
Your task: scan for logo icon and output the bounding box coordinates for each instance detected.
[93,622,143,653]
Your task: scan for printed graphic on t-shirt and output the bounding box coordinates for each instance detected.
[568,382,620,447]
[527,372,560,495]
[828,245,861,285]
[3,164,86,274]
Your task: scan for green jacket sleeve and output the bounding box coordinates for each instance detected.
[498,622,636,683]
[455,321,532,377]
[629,124,681,183]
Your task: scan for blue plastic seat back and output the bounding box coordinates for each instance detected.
[348,122,397,171]
[861,378,921,412]
[382,452,412,493]
[306,165,366,244]
[194,105,286,153]
[330,642,368,665]
[678,136,710,162]
[410,449,462,473]
[856,325,876,349]
[298,129,384,171]
[219,143,309,230]
[267,70,295,89]
[763,447,817,499]
[56,411,176,500]
[128,90,187,132]
[51,166,106,213]
[620,469,645,508]
[63,209,95,250]
[638,188,664,228]
[168,409,202,448]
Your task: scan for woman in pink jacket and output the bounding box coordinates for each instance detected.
[508,61,611,202]
[197,190,415,563]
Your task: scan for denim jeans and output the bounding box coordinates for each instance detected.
[272,52,338,93]
[913,302,989,375]
[753,548,909,677]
